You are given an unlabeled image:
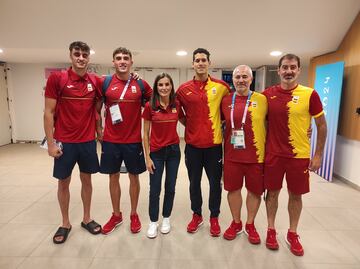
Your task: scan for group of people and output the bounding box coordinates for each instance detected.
[43,41,327,257]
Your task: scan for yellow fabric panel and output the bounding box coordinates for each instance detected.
[287,85,313,158]
[249,92,267,162]
[205,79,229,144]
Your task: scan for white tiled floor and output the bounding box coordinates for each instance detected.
[0,142,360,269]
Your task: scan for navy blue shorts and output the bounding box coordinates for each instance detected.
[100,142,146,175]
[53,140,100,180]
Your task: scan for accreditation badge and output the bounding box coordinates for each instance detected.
[231,129,245,149]
[109,104,123,124]
[87,83,93,91]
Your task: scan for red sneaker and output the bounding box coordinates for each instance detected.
[223,220,242,240]
[266,228,279,250]
[102,212,123,235]
[130,213,141,233]
[286,230,304,256]
[209,217,221,237]
[187,214,203,233]
[245,223,261,244]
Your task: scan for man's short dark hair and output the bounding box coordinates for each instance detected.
[69,41,90,53]
[278,53,301,68]
[193,48,210,61]
[112,47,132,59]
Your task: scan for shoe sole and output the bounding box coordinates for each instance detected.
[187,221,203,233]
[285,235,304,256]
[101,221,123,235]
[146,233,158,239]
[244,230,261,244]
[160,228,170,234]
[210,230,221,237]
[131,227,141,233]
[223,230,243,240]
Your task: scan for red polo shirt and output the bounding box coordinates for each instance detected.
[101,75,152,143]
[45,68,102,143]
[176,76,230,148]
[142,101,182,152]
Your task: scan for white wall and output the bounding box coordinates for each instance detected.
[7,63,68,141]
[334,135,360,186]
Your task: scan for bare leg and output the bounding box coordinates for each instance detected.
[265,190,280,228]
[58,176,72,227]
[80,172,93,223]
[227,189,242,223]
[55,176,71,242]
[129,173,140,214]
[109,172,121,215]
[288,191,302,232]
[246,191,261,224]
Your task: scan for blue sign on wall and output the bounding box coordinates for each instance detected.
[311,61,344,181]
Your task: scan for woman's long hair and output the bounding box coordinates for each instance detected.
[151,73,176,110]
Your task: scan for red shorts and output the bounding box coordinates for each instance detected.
[223,161,264,195]
[264,154,310,195]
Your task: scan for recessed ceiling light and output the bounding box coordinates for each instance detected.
[176,50,187,56]
[0,48,3,53]
[270,51,282,56]
[90,49,95,55]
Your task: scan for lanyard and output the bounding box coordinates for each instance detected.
[230,91,252,129]
[119,75,132,100]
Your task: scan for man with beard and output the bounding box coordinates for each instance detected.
[263,54,327,256]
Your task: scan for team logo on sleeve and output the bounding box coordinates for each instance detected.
[87,83,93,91]
[131,86,137,93]
[292,96,300,104]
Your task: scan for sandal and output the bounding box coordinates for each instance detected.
[53,226,72,244]
[81,220,102,235]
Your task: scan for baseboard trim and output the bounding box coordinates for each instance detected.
[333,173,360,191]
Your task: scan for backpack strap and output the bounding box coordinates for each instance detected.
[136,79,146,107]
[58,70,69,97]
[102,75,113,103]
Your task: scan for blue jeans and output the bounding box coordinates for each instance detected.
[149,144,181,222]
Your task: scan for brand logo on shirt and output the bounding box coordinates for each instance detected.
[303,169,308,174]
[292,95,300,104]
[87,83,93,91]
[111,87,118,91]
[67,85,75,89]
[172,108,177,113]
[186,91,192,95]
[270,95,277,99]
[212,87,216,95]
[131,86,137,93]
[252,101,257,108]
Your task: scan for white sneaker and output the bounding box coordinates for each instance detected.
[160,217,171,234]
[147,222,158,238]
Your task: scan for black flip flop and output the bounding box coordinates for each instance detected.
[53,226,72,244]
[81,220,102,235]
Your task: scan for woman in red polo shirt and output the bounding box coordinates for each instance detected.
[142,73,183,239]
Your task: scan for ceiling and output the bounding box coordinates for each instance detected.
[0,0,359,68]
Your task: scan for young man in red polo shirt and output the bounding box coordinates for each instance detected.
[177,48,231,236]
[100,47,152,235]
[263,54,327,256]
[44,41,102,244]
